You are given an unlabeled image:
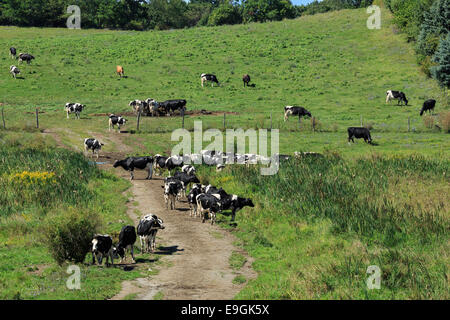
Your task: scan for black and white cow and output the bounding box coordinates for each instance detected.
[201,73,220,87]
[9,65,20,78]
[220,195,255,222]
[91,234,115,266]
[153,154,168,176]
[129,100,145,114]
[173,171,200,198]
[157,99,187,116]
[187,184,205,217]
[84,138,104,158]
[116,225,136,264]
[420,99,436,116]
[182,164,195,175]
[284,106,312,122]
[137,214,165,253]
[386,90,408,106]
[204,186,254,222]
[163,178,184,210]
[18,53,34,64]
[108,114,127,131]
[347,127,372,144]
[243,74,251,87]
[113,156,154,180]
[65,102,85,119]
[10,47,16,59]
[196,193,222,224]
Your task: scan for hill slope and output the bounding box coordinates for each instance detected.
[0,8,448,157]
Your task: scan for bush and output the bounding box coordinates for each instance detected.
[423,114,435,129]
[440,111,450,133]
[42,207,102,265]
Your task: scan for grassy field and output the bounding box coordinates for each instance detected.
[0,8,448,158]
[0,6,449,300]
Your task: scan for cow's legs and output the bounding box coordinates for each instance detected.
[140,236,144,254]
[146,163,153,180]
[130,245,135,263]
[130,170,134,180]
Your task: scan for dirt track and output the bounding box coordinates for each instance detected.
[43,128,256,300]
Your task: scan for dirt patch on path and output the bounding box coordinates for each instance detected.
[108,168,256,300]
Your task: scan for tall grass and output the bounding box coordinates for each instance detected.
[197,153,449,299]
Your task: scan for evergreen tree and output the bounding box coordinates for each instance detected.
[417,0,450,57]
[431,33,450,88]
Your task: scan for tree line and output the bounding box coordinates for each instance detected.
[0,0,372,31]
[385,0,450,88]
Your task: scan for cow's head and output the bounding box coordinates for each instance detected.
[113,159,123,168]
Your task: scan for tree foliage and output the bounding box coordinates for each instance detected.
[431,33,450,88]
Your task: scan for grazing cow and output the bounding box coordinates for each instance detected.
[284,106,312,122]
[221,195,255,222]
[65,102,85,119]
[116,225,136,263]
[347,127,372,144]
[386,90,408,106]
[187,184,205,217]
[116,65,124,78]
[420,99,436,116]
[182,164,195,175]
[113,156,154,180]
[196,193,222,224]
[243,74,251,87]
[157,99,186,116]
[18,53,34,64]
[91,234,115,266]
[10,47,16,59]
[163,179,184,210]
[9,65,20,78]
[108,114,127,131]
[201,73,220,87]
[137,215,165,253]
[84,138,104,159]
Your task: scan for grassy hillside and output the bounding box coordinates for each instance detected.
[0,8,448,157]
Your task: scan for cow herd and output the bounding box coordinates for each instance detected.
[89,152,256,267]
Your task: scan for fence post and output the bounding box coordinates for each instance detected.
[408,117,410,132]
[35,108,39,129]
[360,115,363,127]
[1,108,5,129]
[181,108,185,129]
[270,112,272,130]
[312,117,316,132]
[223,113,226,131]
[137,110,141,131]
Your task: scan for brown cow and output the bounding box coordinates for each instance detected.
[116,65,124,78]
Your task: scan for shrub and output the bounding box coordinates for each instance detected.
[423,114,434,129]
[42,207,102,265]
[440,111,450,133]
